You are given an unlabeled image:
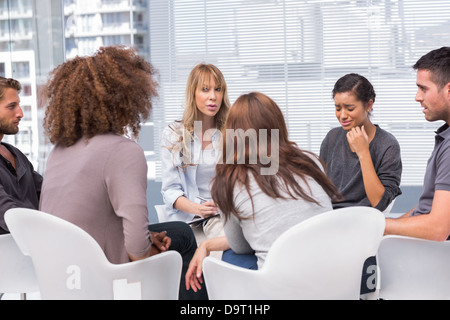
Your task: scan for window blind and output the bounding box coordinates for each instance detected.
[149,0,450,185]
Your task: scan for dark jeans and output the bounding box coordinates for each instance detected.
[221,249,258,270]
[149,221,208,300]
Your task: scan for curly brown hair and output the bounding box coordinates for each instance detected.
[43,46,158,147]
[211,92,342,220]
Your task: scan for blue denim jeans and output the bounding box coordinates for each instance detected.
[221,249,258,270]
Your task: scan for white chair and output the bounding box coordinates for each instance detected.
[5,208,182,300]
[154,204,168,223]
[0,234,39,299]
[382,198,396,215]
[203,206,385,300]
[377,235,450,300]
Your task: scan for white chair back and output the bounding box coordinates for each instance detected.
[203,206,385,300]
[382,198,396,215]
[154,204,168,223]
[0,234,39,296]
[5,208,182,300]
[377,235,450,300]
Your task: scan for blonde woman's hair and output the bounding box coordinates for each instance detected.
[182,63,230,133]
[168,64,231,167]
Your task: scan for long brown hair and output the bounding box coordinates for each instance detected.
[211,92,341,219]
[43,46,158,147]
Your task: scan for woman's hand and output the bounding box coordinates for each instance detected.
[197,200,219,218]
[346,125,370,158]
[347,125,385,207]
[128,231,171,261]
[151,231,171,253]
[185,237,230,292]
[185,243,209,292]
[174,196,218,218]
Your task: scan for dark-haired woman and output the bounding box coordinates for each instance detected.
[320,73,402,212]
[185,92,341,292]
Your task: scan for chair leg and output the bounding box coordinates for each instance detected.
[20,293,27,300]
[0,293,4,300]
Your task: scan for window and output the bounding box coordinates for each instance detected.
[1,0,449,215]
[149,0,450,187]
[0,0,64,172]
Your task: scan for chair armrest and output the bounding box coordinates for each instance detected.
[203,257,264,300]
[111,251,182,300]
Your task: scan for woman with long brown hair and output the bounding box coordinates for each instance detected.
[185,92,341,292]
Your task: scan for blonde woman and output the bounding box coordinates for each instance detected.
[161,64,231,239]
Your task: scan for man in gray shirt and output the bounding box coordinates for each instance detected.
[0,77,42,234]
[385,47,450,241]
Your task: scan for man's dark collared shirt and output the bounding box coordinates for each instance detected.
[0,142,42,234]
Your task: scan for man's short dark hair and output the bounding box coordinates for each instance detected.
[413,47,450,89]
[0,77,22,101]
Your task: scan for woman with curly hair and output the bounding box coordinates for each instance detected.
[40,46,207,300]
[160,63,231,240]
